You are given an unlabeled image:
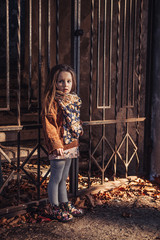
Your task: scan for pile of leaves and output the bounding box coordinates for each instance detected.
[88,177,160,207]
[0,177,160,229]
[0,207,53,229]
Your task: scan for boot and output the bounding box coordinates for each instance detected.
[51,204,73,222]
[60,201,84,217]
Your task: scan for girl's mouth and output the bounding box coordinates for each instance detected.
[63,89,68,92]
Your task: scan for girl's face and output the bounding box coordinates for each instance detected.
[56,71,73,94]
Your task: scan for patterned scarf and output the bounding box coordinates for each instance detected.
[55,91,83,145]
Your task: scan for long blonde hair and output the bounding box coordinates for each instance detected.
[42,64,76,114]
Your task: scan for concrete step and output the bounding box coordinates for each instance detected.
[0,144,47,163]
[0,128,43,143]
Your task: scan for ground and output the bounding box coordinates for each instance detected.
[0,177,160,240]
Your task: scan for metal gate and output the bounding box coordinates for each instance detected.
[0,0,151,212]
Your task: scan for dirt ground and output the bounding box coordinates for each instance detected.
[0,178,160,240]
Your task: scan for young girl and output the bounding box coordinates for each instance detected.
[41,64,83,222]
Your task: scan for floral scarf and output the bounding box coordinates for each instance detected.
[55,91,83,145]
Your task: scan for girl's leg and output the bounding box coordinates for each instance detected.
[58,158,72,203]
[48,159,66,206]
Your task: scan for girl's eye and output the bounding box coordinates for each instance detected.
[67,80,71,83]
[58,80,63,83]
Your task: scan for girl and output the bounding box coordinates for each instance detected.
[41,64,83,222]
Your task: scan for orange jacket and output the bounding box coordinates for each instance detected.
[41,101,79,154]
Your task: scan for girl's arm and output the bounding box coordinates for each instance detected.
[41,113,64,154]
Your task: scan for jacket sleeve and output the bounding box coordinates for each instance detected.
[41,111,64,153]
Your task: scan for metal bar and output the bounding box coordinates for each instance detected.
[47,0,51,73]
[103,0,106,109]
[69,158,75,194]
[37,0,42,199]
[28,0,32,110]
[143,0,154,177]
[96,0,100,108]
[91,137,103,158]
[91,155,103,172]
[83,117,146,126]
[125,0,130,177]
[133,0,138,108]
[17,0,21,126]
[121,0,125,107]
[88,0,94,188]
[17,131,20,204]
[0,147,12,164]
[125,126,129,177]
[71,0,77,73]
[70,0,81,195]
[20,144,38,168]
[38,0,42,123]
[114,0,121,178]
[39,144,48,156]
[21,167,36,185]
[137,0,142,120]
[40,168,50,185]
[76,0,81,94]
[0,0,11,111]
[74,158,79,196]
[126,0,130,107]
[104,151,115,172]
[102,0,107,184]
[130,0,135,107]
[6,0,10,110]
[0,170,16,195]
[108,0,113,108]
[0,126,23,131]
[56,0,59,64]
[136,0,143,175]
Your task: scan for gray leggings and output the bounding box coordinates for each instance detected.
[48,158,72,206]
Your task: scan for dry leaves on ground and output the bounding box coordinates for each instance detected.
[0,177,160,230]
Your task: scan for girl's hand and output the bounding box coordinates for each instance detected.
[56,148,64,156]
